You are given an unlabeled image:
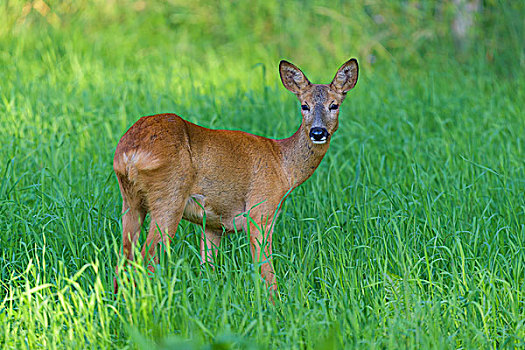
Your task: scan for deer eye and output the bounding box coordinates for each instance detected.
[301,104,310,111]
[329,103,339,111]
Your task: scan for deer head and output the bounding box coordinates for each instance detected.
[279,59,359,145]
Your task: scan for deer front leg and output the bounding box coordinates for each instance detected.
[200,228,222,268]
[248,218,277,298]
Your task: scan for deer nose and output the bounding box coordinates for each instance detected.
[309,127,329,144]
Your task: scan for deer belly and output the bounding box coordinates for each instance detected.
[182,194,246,232]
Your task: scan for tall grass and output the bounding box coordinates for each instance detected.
[0,0,524,348]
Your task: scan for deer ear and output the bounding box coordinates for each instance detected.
[330,59,358,93]
[279,60,311,94]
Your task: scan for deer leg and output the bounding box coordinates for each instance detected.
[142,204,185,273]
[142,212,182,272]
[114,179,146,293]
[248,217,277,297]
[115,174,146,260]
[121,200,146,260]
[200,228,222,268]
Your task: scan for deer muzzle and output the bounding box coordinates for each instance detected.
[309,127,329,144]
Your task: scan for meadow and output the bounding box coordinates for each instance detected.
[0,1,524,348]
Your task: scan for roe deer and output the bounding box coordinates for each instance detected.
[113,59,359,298]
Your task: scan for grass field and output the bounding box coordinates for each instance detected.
[1,1,524,348]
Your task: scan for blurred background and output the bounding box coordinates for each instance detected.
[2,0,523,82]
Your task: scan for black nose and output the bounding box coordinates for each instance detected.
[309,127,329,143]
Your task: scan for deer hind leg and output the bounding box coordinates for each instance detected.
[121,199,146,260]
[140,173,192,272]
[115,173,147,259]
[200,228,222,268]
[114,199,146,293]
[114,175,147,292]
[141,204,185,272]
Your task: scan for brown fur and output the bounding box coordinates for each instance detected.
[113,59,359,298]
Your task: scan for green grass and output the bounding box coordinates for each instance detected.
[0,0,524,348]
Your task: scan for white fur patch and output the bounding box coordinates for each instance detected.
[311,138,327,144]
[183,194,206,222]
[122,150,160,170]
[118,149,161,181]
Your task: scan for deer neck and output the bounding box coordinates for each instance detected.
[277,123,330,189]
